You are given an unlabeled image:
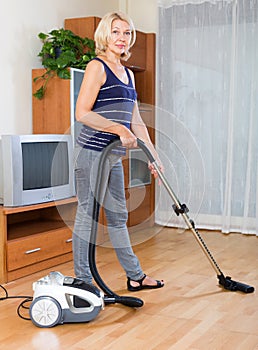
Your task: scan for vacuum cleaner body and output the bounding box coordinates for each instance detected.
[29,271,104,328]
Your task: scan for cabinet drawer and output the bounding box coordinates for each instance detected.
[7,229,73,271]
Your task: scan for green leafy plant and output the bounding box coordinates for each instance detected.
[33,28,96,99]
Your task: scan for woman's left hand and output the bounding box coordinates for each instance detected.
[148,161,164,185]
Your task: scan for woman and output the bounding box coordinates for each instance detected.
[73,11,164,291]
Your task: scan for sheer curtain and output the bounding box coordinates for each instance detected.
[155,0,258,235]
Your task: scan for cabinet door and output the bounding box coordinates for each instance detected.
[64,17,101,39]
[125,30,146,71]
[126,186,152,227]
[32,69,71,134]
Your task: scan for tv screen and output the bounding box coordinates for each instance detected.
[22,142,69,190]
[0,134,75,207]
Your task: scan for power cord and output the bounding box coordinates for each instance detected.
[0,284,32,321]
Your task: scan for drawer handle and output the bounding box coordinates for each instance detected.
[25,248,41,255]
[66,238,73,243]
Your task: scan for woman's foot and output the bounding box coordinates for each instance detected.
[127,274,164,292]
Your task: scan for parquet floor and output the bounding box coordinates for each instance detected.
[0,226,258,349]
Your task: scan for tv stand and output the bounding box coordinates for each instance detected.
[0,197,78,283]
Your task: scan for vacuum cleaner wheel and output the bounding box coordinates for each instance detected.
[30,296,62,328]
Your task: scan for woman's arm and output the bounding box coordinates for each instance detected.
[75,59,137,148]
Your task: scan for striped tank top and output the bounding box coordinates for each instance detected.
[76,57,137,154]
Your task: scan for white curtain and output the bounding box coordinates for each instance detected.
[155,0,258,235]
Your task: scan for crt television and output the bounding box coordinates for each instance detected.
[0,134,75,207]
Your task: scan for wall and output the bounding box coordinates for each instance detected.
[0,0,157,135]
[121,0,158,32]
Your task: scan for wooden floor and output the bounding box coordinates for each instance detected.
[1,226,258,350]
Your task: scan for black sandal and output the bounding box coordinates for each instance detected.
[127,274,164,292]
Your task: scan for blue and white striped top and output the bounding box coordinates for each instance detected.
[76,57,137,154]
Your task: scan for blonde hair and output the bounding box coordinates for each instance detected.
[94,12,136,61]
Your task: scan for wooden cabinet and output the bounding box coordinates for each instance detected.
[32,16,156,234]
[0,198,77,283]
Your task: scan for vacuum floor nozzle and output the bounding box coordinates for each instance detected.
[218,275,255,293]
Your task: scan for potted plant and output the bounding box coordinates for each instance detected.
[33,28,96,99]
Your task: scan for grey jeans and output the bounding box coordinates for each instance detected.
[73,146,143,284]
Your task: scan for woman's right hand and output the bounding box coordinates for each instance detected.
[118,125,137,148]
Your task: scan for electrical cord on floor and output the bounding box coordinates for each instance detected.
[0,283,32,321]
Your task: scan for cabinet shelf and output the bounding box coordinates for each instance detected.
[126,65,145,72]
[7,219,73,241]
[2,196,77,215]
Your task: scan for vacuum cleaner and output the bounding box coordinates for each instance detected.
[29,271,104,327]
[29,138,254,328]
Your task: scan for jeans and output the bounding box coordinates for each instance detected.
[73,146,143,284]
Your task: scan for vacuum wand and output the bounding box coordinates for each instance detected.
[136,139,254,294]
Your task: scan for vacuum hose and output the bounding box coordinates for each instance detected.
[88,138,144,308]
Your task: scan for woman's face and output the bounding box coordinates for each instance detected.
[107,19,132,57]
